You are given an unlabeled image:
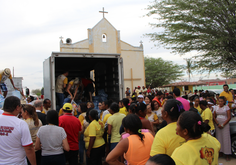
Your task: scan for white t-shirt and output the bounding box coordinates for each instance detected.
[0,113,33,165]
[0,109,3,115]
[37,125,67,156]
[102,109,110,121]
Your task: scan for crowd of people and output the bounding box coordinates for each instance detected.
[0,83,235,165]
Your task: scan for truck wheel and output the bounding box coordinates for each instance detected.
[232,136,236,158]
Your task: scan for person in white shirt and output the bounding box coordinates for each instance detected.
[0,96,36,165]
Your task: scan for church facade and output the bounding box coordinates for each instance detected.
[59,17,146,92]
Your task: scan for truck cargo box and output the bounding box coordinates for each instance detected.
[43,52,124,109]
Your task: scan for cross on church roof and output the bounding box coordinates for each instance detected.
[59,36,63,40]
[99,7,108,18]
[140,40,143,44]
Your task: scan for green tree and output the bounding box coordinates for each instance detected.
[145,56,184,87]
[31,89,41,96]
[146,0,236,72]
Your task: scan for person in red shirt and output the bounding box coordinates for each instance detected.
[152,91,162,107]
[80,78,94,102]
[59,103,82,165]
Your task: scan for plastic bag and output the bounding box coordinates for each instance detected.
[12,90,21,99]
[0,94,5,109]
[71,100,78,116]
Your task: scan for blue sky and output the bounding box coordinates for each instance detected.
[0,0,220,90]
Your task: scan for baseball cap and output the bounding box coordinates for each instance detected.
[63,103,73,111]
[138,95,144,98]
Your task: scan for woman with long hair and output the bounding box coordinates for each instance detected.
[35,110,69,165]
[150,99,185,157]
[171,111,220,165]
[213,96,231,161]
[106,114,154,165]
[22,104,42,165]
[119,98,129,116]
[84,109,105,165]
[135,102,154,135]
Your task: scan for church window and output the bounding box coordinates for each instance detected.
[102,34,107,42]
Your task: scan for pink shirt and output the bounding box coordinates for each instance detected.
[176,97,190,111]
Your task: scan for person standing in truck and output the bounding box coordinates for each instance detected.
[80,77,94,102]
[0,68,19,98]
[55,71,69,111]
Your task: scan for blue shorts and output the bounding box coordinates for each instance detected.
[0,83,7,92]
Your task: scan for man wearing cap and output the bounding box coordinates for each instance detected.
[59,103,82,165]
[0,68,19,98]
[137,94,146,104]
[56,71,69,110]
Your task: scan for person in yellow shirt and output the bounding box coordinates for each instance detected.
[77,102,88,165]
[107,102,126,151]
[171,111,220,165]
[119,98,129,116]
[84,109,105,165]
[66,77,80,102]
[150,99,185,157]
[220,84,233,109]
[42,99,51,114]
[194,97,202,114]
[200,100,215,135]
[0,68,19,98]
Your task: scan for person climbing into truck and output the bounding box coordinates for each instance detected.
[64,77,81,103]
[55,71,69,111]
[0,68,19,98]
[80,77,94,102]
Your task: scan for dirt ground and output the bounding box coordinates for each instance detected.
[218,156,236,165]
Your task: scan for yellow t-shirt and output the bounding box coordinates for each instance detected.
[103,114,112,124]
[150,122,186,156]
[107,112,126,143]
[119,107,128,116]
[220,91,233,109]
[25,118,42,148]
[100,111,103,120]
[201,108,215,130]
[42,107,51,114]
[84,120,105,149]
[78,112,86,126]
[147,112,158,122]
[171,133,221,165]
[194,105,202,114]
[0,70,12,83]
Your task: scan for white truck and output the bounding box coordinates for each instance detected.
[43,52,124,109]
